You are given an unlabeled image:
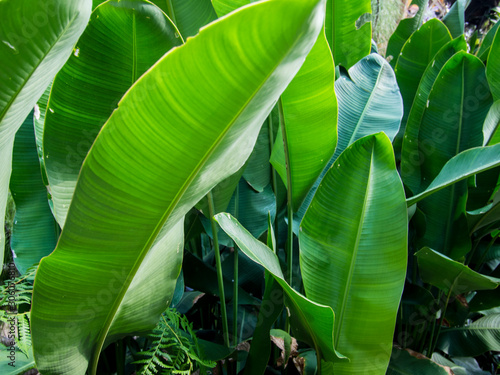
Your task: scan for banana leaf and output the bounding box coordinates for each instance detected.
[401,36,468,193]
[0,0,91,269]
[150,0,217,38]
[294,53,402,229]
[442,0,466,38]
[393,19,451,152]
[386,0,427,67]
[43,0,182,225]
[10,111,58,274]
[406,143,500,207]
[387,347,452,375]
[31,0,327,373]
[437,313,500,356]
[407,52,492,259]
[487,26,500,100]
[325,0,372,68]
[215,212,348,366]
[416,247,500,294]
[483,100,500,145]
[270,30,337,210]
[300,132,407,374]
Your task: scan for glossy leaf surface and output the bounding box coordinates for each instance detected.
[44,0,182,225]
[334,53,402,160]
[0,0,91,268]
[442,0,465,38]
[406,52,492,259]
[325,0,372,68]
[10,111,57,274]
[215,212,348,365]
[406,144,500,207]
[294,53,402,226]
[300,132,407,374]
[416,247,500,294]
[151,0,217,38]
[401,36,468,192]
[437,314,500,356]
[270,31,337,210]
[387,348,451,375]
[484,100,500,145]
[211,0,251,17]
[488,27,500,100]
[393,19,451,150]
[31,0,327,373]
[386,0,427,66]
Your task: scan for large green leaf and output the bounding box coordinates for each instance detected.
[487,26,500,100]
[386,0,427,66]
[393,19,451,151]
[387,348,451,375]
[477,21,500,62]
[401,36,468,193]
[293,53,402,228]
[483,100,500,145]
[300,132,407,374]
[31,0,327,373]
[406,143,500,207]
[325,0,372,68]
[442,0,466,38]
[151,0,217,38]
[10,111,57,274]
[334,53,402,159]
[416,247,500,294]
[44,0,182,225]
[406,52,492,259]
[214,213,348,366]
[211,0,252,17]
[270,30,337,210]
[437,314,500,356]
[0,0,91,269]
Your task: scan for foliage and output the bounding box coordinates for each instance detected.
[1,0,500,374]
[135,308,216,375]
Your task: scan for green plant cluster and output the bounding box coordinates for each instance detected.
[1,0,500,374]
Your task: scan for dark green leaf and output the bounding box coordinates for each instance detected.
[10,111,57,274]
[416,247,500,294]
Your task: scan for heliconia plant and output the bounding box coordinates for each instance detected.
[1,0,500,374]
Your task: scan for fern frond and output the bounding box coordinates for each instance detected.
[135,308,216,375]
[17,313,31,358]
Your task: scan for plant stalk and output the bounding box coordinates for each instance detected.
[278,98,294,287]
[208,191,230,347]
[233,248,239,346]
[474,233,499,271]
[268,113,279,239]
[116,339,125,375]
[430,287,453,354]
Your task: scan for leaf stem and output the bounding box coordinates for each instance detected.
[116,339,125,375]
[268,113,279,239]
[474,233,499,271]
[208,192,230,347]
[430,287,453,354]
[233,247,239,345]
[278,98,294,287]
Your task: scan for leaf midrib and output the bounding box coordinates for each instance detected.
[90,6,318,373]
[346,60,385,146]
[334,144,373,348]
